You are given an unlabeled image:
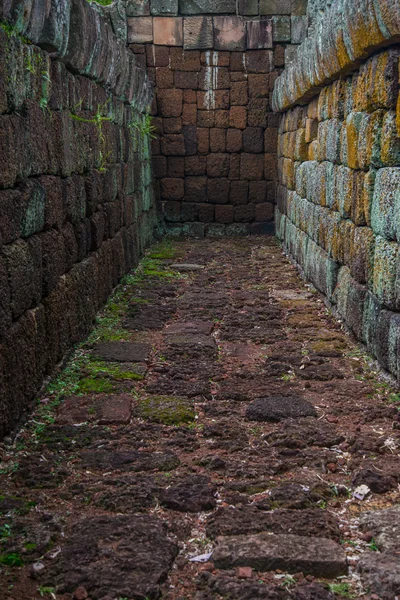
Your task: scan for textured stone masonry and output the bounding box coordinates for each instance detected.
[126,0,308,234]
[275,37,400,381]
[0,0,158,436]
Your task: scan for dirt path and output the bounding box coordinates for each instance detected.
[1,236,400,600]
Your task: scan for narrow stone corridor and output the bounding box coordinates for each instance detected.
[1,236,400,600]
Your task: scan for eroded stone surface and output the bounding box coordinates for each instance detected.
[93,342,152,363]
[212,532,347,577]
[246,395,317,421]
[47,515,178,600]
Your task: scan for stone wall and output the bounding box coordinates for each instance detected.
[0,0,157,436]
[273,0,400,380]
[126,0,308,236]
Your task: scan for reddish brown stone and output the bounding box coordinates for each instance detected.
[170,48,201,71]
[198,203,215,222]
[207,153,230,177]
[248,74,269,98]
[146,45,170,67]
[185,176,207,203]
[127,17,153,43]
[230,180,248,205]
[210,129,226,153]
[215,110,230,128]
[207,178,230,204]
[182,104,197,126]
[185,156,207,175]
[231,81,248,106]
[183,89,197,103]
[215,204,234,223]
[98,394,132,425]
[163,118,182,134]
[175,71,199,89]
[197,128,210,153]
[240,153,264,180]
[245,50,274,73]
[265,154,277,180]
[161,134,185,156]
[264,127,278,152]
[199,51,227,67]
[158,89,183,118]
[249,181,267,203]
[230,72,247,82]
[255,202,274,221]
[167,157,185,178]
[229,106,247,129]
[156,67,174,89]
[229,155,241,180]
[197,111,215,128]
[267,180,276,202]
[230,52,246,71]
[274,44,285,67]
[248,98,268,127]
[183,125,197,156]
[235,204,255,222]
[243,127,264,153]
[226,129,243,153]
[197,90,230,110]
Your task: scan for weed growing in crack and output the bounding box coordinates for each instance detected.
[70,100,112,171]
[328,582,355,598]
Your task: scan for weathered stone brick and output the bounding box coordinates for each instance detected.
[243,127,264,153]
[248,74,269,98]
[161,178,185,200]
[215,110,230,128]
[214,17,246,52]
[170,48,201,71]
[175,71,199,89]
[163,117,182,134]
[207,178,230,203]
[197,128,210,153]
[151,0,178,15]
[373,236,398,310]
[158,89,183,117]
[255,202,274,221]
[185,176,207,202]
[230,180,249,205]
[241,153,264,180]
[164,200,181,222]
[248,98,268,127]
[249,181,268,203]
[215,204,234,223]
[181,202,199,221]
[185,155,207,175]
[197,110,215,127]
[127,17,153,43]
[226,129,243,153]
[260,0,291,13]
[381,110,400,167]
[182,103,198,125]
[207,153,230,178]
[245,50,273,73]
[229,106,247,129]
[198,203,215,222]
[238,0,259,15]
[153,17,183,45]
[161,134,186,155]
[183,16,213,50]
[197,90,230,110]
[235,204,255,222]
[167,157,185,177]
[126,0,150,16]
[231,81,248,106]
[156,67,174,89]
[179,0,236,14]
[291,16,307,44]
[272,16,291,42]
[247,18,273,50]
[3,237,42,320]
[210,129,226,153]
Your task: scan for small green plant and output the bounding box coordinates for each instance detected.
[0,524,11,539]
[281,372,295,381]
[368,538,378,551]
[0,552,23,567]
[87,0,113,5]
[70,100,112,171]
[129,114,156,160]
[38,587,56,598]
[281,574,296,588]
[328,582,355,598]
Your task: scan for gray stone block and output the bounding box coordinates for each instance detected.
[291,15,307,43]
[291,0,308,15]
[178,0,236,14]
[151,0,179,15]
[284,44,299,64]
[238,0,260,15]
[272,15,291,41]
[125,0,150,16]
[260,0,291,14]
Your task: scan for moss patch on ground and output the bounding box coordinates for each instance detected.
[136,396,195,425]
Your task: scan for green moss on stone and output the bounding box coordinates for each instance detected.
[137,396,195,425]
[78,378,114,394]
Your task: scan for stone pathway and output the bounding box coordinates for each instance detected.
[1,236,400,600]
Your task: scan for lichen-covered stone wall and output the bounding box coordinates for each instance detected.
[126,0,308,235]
[274,3,400,379]
[0,0,157,436]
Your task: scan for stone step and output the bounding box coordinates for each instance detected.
[212,532,347,578]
